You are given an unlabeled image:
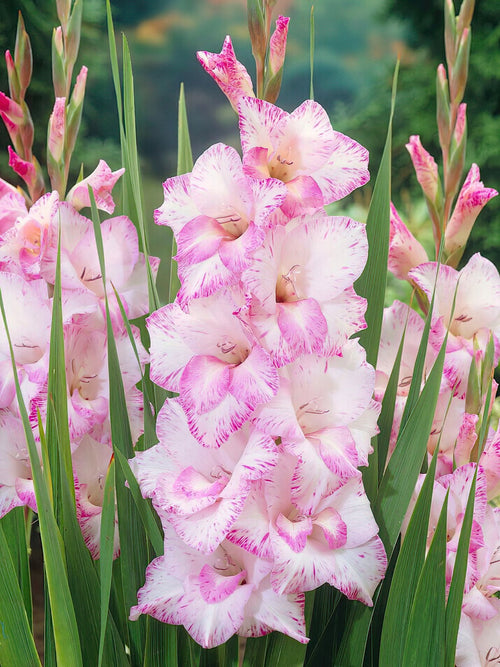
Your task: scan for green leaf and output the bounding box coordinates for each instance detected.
[113,449,163,556]
[375,337,446,553]
[0,523,41,666]
[89,191,150,664]
[355,60,399,370]
[378,445,439,666]
[45,224,74,519]
[166,82,194,304]
[401,492,447,666]
[355,60,399,503]
[309,6,315,100]
[0,508,32,626]
[377,324,404,481]
[98,459,117,667]
[177,82,193,176]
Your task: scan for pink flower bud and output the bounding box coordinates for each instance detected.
[48,97,66,162]
[197,36,255,112]
[269,16,290,76]
[436,64,451,151]
[5,51,20,102]
[0,91,23,122]
[445,164,498,257]
[388,203,428,280]
[66,160,125,213]
[8,145,35,185]
[14,13,32,98]
[8,146,44,200]
[453,102,467,146]
[71,65,87,107]
[406,135,440,204]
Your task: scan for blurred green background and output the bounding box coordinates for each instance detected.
[0,0,498,268]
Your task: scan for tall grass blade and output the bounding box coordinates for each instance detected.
[1,508,32,625]
[0,523,41,666]
[89,191,149,664]
[378,445,439,665]
[355,60,399,369]
[401,493,448,666]
[98,459,117,667]
[309,6,315,100]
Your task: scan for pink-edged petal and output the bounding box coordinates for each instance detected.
[146,304,194,392]
[445,164,498,256]
[180,355,231,414]
[177,252,237,304]
[277,299,328,357]
[155,173,198,235]
[250,177,288,228]
[218,222,265,274]
[183,391,251,448]
[275,512,313,552]
[169,496,246,554]
[239,97,288,156]
[328,535,387,605]
[224,429,278,496]
[226,486,273,558]
[175,215,231,265]
[283,100,336,171]
[314,508,347,549]
[190,143,252,220]
[239,586,307,644]
[316,427,361,479]
[312,130,370,204]
[281,176,323,216]
[321,289,368,350]
[229,345,279,408]
[269,528,339,594]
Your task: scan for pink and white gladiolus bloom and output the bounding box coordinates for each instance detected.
[409,253,500,397]
[155,142,287,306]
[238,97,369,216]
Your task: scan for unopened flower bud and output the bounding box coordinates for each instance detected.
[48,97,66,162]
[66,0,83,74]
[66,66,87,161]
[56,0,71,30]
[436,64,451,152]
[457,0,475,36]
[269,16,289,76]
[8,146,44,200]
[5,51,21,102]
[450,27,471,105]
[197,36,255,112]
[445,163,497,263]
[247,0,267,66]
[52,27,66,98]
[406,135,441,204]
[444,0,457,70]
[14,13,32,99]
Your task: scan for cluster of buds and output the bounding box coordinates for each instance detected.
[129,18,387,649]
[0,3,88,204]
[0,11,155,559]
